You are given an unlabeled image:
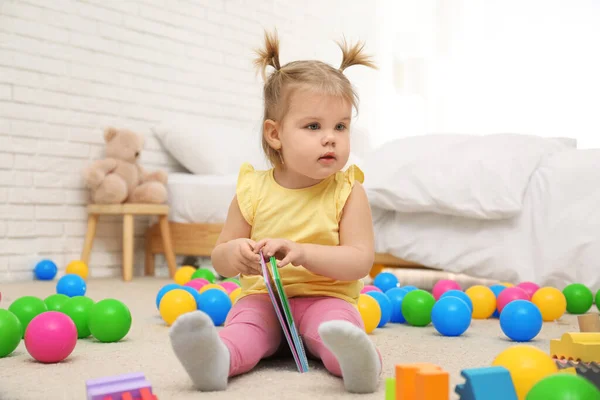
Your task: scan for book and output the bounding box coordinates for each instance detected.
[259,251,309,373]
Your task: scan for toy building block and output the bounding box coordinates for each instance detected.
[455,366,517,400]
[385,378,396,400]
[555,359,600,390]
[578,314,600,332]
[395,363,449,400]
[550,332,600,362]
[86,372,157,400]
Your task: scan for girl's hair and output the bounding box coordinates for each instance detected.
[253,30,376,167]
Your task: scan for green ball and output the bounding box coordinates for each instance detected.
[0,309,22,358]
[191,268,215,283]
[223,277,240,286]
[525,373,600,400]
[8,296,47,337]
[596,289,600,312]
[563,283,593,314]
[88,299,132,342]
[401,289,435,327]
[61,296,95,338]
[44,294,70,311]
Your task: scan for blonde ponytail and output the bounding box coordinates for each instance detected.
[253,30,282,81]
[337,37,377,72]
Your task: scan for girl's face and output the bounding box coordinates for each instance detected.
[271,89,351,184]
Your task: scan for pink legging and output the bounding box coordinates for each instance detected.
[219,294,365,377]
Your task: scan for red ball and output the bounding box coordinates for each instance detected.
[497,287,530,313]
[24,311,77,363]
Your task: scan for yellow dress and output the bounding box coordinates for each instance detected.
[235,162,365,305]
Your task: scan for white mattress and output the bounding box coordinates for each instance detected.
[167,173,237,224]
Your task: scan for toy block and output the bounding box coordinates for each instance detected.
[86,372,155,400]
[395,363,449,400]
[555,359,600,390]
[455,366,517,400]
[550,332,600,362]
[578,314,600,332]
[385,378,396,400]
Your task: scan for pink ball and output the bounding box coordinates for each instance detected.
[497,287,530,313]
[24,311,77,363]
[184,278,209,291]
[432,279,462,300]
[361,285,383,294]
[219,281,240,294]
[516,281,540,298]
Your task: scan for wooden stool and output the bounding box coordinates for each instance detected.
[81,204,177,281]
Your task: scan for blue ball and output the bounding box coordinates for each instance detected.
[489,284,507,318]
[402,285,418,292]
[179,285,202,309]
[199,288,232,326]
[373,272,399,292]
[500,299,542,342]
[385,287,409,323]
[440,290,473,313]
[34,259,57,280]
[156,283,181,309]
[431,296,472,336]
[56,274,86,297]
[366,291,392,328]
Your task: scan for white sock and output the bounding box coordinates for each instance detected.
[318,320,381,393]
[169,311,230,391]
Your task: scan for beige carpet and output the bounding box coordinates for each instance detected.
[0,278,578,400]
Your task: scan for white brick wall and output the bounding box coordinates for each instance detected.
[0,0,377,281]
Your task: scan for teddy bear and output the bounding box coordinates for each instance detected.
[83,127,168,204]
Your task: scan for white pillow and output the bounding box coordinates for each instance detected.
[363,133,571,220]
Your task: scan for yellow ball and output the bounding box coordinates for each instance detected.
[174,266,196,285]
[465,285,496,319]
[500,282,515,287]
[159,289,197,326]
[229,287,242,304]
[531,287,567,321]
[492,345,558,400]
[358,293,381,334]
[66,260,89,280]
[199,283,228,295]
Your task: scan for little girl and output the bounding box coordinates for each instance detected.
[169,30,381,394]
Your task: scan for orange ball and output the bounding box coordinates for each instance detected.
[369,264,385,279]
[532,287,567,321]
[199,283,228,295]
[465,285,496,319]
[66,260,89,280]
[358,293,381,334]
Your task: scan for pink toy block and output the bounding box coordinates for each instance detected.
[86,372,155,400]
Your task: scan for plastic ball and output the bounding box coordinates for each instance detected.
[531,287,567,321]
[402,285,418,292]
[357,293,382,333]
[8,296,48,337]
[500,282,515,287]
[526,373,600,400]
[369,264,385,278]
[366,291,392,328]
[597,288,600,312]
[465,285,496,319]
[44,293,70,311]
[361,285,383,294]
[60,296,95,338]
[440,290,473,313]
[56,274,86,297]
[492,345,558,400]
[178,285,202,309]
[0,309,22,357]
[159,289,197,326]
[174,266,196,285]
[432,279,462,300]
[24,311,77,363]
[34,259,58,280]
[517,281,540,298]
[489,284,507,317]
[229,287,242,304]
[199,283,228,295]
[401,289,435,327]
[500,300,543,342]
[373,272,399,292]
[431,296,471,336]
[385,287,409,323]
[88,299,132,342]
[563,283,593,314]
[198,289,232,326]
[65,260,89,280]
[497,286,530,313]
[156,283,181,310]
[223,277,240,286]
[191,268,216,283]
[219,281,240,294]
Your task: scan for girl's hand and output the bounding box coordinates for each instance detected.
[228,238,262,275]
[254,238,306,268]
